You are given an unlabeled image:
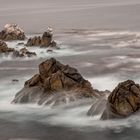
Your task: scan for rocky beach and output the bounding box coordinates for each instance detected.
[1,0,140,140]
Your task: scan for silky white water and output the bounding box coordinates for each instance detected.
[1,30,140,140]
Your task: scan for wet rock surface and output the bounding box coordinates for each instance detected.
[0,24,26,41]
[0,40,14,53]
[12,58,99,105]
[101,80,140,120]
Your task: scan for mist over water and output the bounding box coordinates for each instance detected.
[1,0,140,139]
[0,30,140,139]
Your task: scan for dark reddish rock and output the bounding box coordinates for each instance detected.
[0,24,26,41]
[12,58,99,105]
[101,80,140,120]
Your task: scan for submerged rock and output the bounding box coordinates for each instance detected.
[12,79,19,82]
[0,24,26,41]
[12,58,99,105]
[16,42,25,46]
[49,40,57,48]
[101,80,140,120]
[12,47,36,58]
[0,40,14,53]
[47,49,53,53]
[26,28,58,48]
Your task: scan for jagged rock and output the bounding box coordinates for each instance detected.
[26,36,41,46]
[0,24,26,41]
[41,31,52,47]
[12,58,99,105]
[26,29,58,48]
[101,80,140,120]
[0,40,14,53]
[12,47,36,57]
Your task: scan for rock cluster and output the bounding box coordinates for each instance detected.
[0,24,59,58]
[13,47,36,58]
[0,40,36,58]
[12,58,98,105]
[26,31,57,48]
[0,24,26,40]
[101,80,140,120]
[0,40,14,53]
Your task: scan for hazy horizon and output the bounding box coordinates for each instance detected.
[0,0,140,33]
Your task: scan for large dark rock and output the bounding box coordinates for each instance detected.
[0,24,26,41]
[0,40,14,53]
[26,30,58,48]
[101,80,140,120]
[12,58,99,105]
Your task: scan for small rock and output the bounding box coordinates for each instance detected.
[12,50,24,57]
[12,79,19,82]
[12,47,36,58]
[0,40,14,53]
[47,49,53,53]
[16,42,25,46]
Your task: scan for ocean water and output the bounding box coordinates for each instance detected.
[1,0,140,139]
[0,30,140,139]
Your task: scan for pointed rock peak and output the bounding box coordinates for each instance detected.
[12,58,98,105]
